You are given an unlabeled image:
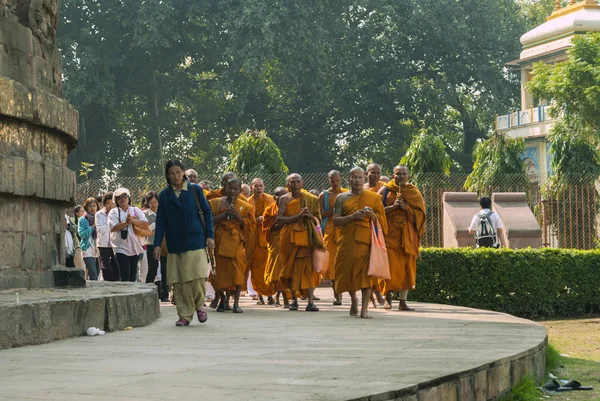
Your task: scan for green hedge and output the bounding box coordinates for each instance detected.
[412,248,600,319]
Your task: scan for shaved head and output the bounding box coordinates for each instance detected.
[328,170,341,178]
[366,163,381,173]
[221,171,236,186]
[251,178,264,186]
[286,173,302,184]
[273,186,287,197]
[350,166,364,175]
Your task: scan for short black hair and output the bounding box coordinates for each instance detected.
[102,192,113,205]
[479,197,492,209]
[164,160,188,184]
[95,195,103,205]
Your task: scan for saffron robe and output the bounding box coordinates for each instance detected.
[366,181,386,193]
[279,192,322,291]
[247,193,276,296]
[263,202,284,289]
[209,198,255,291]
[321,188,348,280]
[381,181,426,293]
[334,191,388,294]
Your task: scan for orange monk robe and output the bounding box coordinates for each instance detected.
[334,191,388,294]
[206,187,246,201]
[246,193,276,296]
[279,192,322,291]
[208,198,256,291]
[263,202,285,290]
[366,181,386,193]
[321,188,348,280]
[381,181,426,294]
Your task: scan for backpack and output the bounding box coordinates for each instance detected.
[475,211,497,248]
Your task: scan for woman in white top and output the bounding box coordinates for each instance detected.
[108,188,149,282]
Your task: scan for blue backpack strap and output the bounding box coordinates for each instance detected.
[382,187,389,207]
[322,190,329,233]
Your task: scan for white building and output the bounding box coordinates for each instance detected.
[495,0,600,178]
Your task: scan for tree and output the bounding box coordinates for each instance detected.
[464,133,527,193]
[228,130,288,176]
[526,33,600,248]
[400,128,452,179]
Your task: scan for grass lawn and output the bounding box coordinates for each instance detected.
[538,316,600,401]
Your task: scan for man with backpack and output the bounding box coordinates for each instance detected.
[468,197,506,248]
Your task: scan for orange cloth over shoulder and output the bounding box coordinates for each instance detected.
[208,197,255,291]
[246,193,276,296]
[380,181,425,293]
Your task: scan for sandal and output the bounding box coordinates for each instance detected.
[332,300,342,306]
[256,299,265,305]
[232,306,244,313]
[267,296,275,305]
[305,303,319,312]
[196,308,208,323]
[289,302,299,311]
[216,302,225,312]
[175,318,190,327]
[563,380,593,391]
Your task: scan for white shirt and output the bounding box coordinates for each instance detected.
[95,208,111,248]
[108,206,147,256]
[469,209,504,246]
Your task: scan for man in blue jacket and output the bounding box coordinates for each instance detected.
[153,160,215,326]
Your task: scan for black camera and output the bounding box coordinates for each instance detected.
[120,229,128,240]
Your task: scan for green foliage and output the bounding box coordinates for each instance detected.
[414,248,600,319]
[498,375,540,401]
[400,129,452,180]
[59,0,527,177]
[79,162,95,180]
[545,344,562,376]
[227,130,288,176]
[527,33,600,182]
[465,133,527,193]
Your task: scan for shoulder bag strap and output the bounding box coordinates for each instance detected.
[191,183,207,233]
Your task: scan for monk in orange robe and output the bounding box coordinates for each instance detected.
[334,167,387,318]
[246,178,276,304]
[277,173,322,312]
[263,187,290,307]
[319,170,348,305]
[206,172,245,201]
[364,162,386,306]
[378,165,426,311]
[209,178,255,313]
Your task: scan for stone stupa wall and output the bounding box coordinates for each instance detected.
[0,0,79,290]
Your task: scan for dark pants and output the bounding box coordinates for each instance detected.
[99,247,120,281]
[146,246,169,299]
[65,254,75,268]
[116,253,139,282]
[84,257,99,280]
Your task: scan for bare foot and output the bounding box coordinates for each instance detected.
[383,301,392,310]
[399,300,415,311]
[360,308,373,319]
[349,299,358,316]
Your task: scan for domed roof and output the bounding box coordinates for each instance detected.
[521,0,600,47]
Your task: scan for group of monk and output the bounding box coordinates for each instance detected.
[198,163,426,319]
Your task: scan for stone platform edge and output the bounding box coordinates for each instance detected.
[0,283,160,349]
[350,336,546,401]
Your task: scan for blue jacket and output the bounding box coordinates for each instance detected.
[78,214,95,252]
[153,182,214,254]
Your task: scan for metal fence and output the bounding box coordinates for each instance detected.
[76,172,600,250]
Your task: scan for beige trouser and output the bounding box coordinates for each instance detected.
[172,278,206,322]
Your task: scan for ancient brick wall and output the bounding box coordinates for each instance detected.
[0,0,78,290]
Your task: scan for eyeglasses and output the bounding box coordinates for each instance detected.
[116,194,128,200]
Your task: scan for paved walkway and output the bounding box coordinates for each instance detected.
[0,288,546,401]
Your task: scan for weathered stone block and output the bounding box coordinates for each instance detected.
[458,375,475,401]
[12,156,26,195]
[419,382,458,401]
[0,17,33,56]
[474,370,487,401]
[0,156,15,196]
[53,267,85,288]
[0,232,23,267]
[0,75,34,120]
